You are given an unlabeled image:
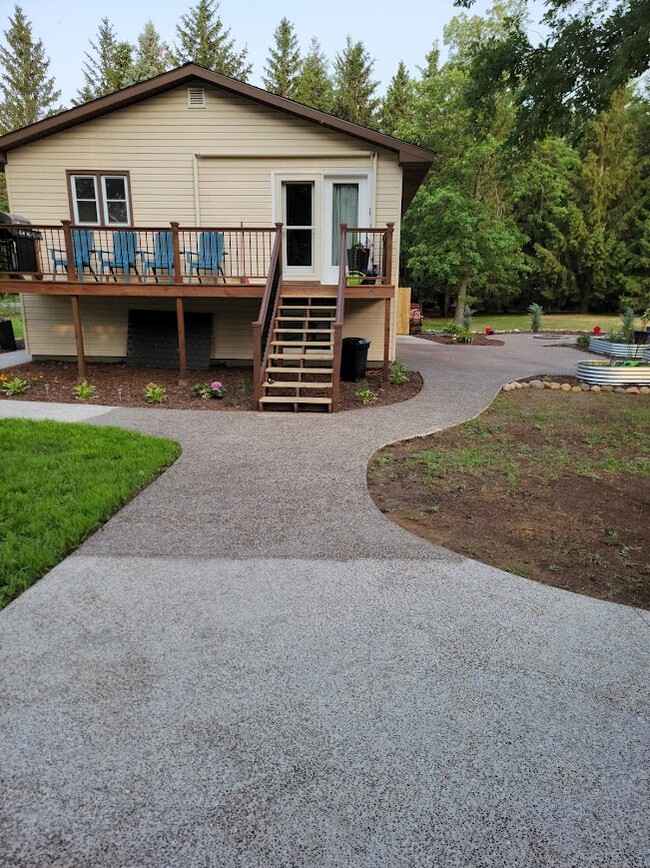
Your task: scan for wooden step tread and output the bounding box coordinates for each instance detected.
[271,340,332,347]
[274,328,333,334]
[268,353,333,361]
[259,396,332,405]
[265,381,332,390]
[276,315,335,321]
[278,305,337,311]
[265,366,333,374]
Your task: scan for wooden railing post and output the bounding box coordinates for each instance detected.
[61,219,78,281]
[384,222,395,286]
[251,223,283,409]
[252,322,262,403]
[331,223,348,413]
[170,221,182,284]
[383,297,391,382]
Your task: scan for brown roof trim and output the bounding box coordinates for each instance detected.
[0,64,435,170]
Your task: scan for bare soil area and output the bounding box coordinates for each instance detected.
[368,388,650,609]
[0,361,421,412]
[419,333,505,347]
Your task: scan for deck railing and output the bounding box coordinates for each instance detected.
[252,223,283,405]
[342,223,394,286]
[0,221,278,284]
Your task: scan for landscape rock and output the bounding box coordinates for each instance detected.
[571,386,582,392]
[529,380,544,389]
[590,385,601,392]
[521,382,530,389]
[580,383,591,391]
[626,387,640,394]
[514,382,523,389]
[549,382,561,390]
[502,384,513,391]
[602,385,614,392]
[561,383,571,392]
[640,386,650,394]
[615,387,626,393]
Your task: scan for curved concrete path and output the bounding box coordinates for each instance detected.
[1,336,648,867]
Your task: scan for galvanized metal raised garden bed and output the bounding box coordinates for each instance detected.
[588,337,646,358]
[577,360,650,386]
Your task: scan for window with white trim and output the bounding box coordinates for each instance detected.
[69,172,131,226]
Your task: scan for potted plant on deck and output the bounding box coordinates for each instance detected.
[346,236,373,272]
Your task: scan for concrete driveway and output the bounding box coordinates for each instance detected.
[1,335,648,867]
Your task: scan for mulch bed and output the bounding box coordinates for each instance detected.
[418,333,505,347]
[368,387,649,609]
[0,361,422,412]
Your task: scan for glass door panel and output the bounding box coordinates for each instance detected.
[283,182,314,271]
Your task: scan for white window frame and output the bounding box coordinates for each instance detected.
[101,175,131,226]
[281,180,317,276]
[70,174,100,226]
[69,172,132,226]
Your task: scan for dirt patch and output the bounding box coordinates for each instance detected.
[0,361,422,412]
[419,333,505,347]
[368,388,650,609]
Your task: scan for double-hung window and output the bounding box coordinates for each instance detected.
[69,172,132,226]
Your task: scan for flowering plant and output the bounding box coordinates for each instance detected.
[192,380,226,400]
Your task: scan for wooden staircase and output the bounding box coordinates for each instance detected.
[259,295,336,412]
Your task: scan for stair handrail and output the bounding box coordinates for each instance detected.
[252,222,283,406]
[331,222,348,412]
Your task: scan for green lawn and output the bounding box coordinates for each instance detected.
[423,313,638,333]
[0,418,180,608]
[8,313,23,339]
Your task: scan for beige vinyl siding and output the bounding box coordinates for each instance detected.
[23,295,259,360]
[343,300,386,363]
[8,82,404,361]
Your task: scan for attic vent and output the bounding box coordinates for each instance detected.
[187,87,206,109]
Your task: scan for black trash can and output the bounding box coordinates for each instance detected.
[341,337,371,381]
[0,319,16,351]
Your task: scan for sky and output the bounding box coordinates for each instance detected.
[4,0,548,105]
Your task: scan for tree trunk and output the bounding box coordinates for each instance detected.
[442,289,449,318]
[454,276,469,325]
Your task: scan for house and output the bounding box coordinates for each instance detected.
[0,63,434,411]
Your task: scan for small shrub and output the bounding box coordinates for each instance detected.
[443,323,462,338]
[462,306,476,331]
[389,360,409,385]
[528,302,544,332]
[457,326,474,344]
[0,376,29,396]
[576,333,591,348]
[192,380,226,400]
[356,380,378,405]
[145,383,167,404]
[618,307,636,344]
[72,380,97,402]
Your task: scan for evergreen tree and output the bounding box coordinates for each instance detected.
[294,36,332,111]
[174,0,251,80]
[0,5,61,133]
[379,61,415,136]
[332,36,380,126]
[76,18,134,104]
[129,20,172,84]
[263,17,300,98]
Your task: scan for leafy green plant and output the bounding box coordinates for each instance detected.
[618,307,636,344]
[144,383,167,404]
[462,305,476,331]
[192,381,226,401]
[442,323,462,338]
[457,326,474,344]
[388,360,409,385]
[356,380,378,405]
[0,376,29,396]
[576,333,591,348]
[528,302,544,332]
[72,380,97,402]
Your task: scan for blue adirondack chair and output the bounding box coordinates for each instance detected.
[140,231,174,282]
[49,230,95,281]
[185,231,226,283]
[96,231,139,281]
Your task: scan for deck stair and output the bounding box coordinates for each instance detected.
[259,295,337,412]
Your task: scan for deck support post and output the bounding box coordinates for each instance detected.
[62,220,78,281]
[176,297,188,383]
[70,295,86,380]
[383,297,391,382]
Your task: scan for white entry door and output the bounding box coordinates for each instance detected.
[322,177,370,284]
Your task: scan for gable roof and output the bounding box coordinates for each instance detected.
[0,63,434,213]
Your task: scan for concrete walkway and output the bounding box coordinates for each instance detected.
[1,336,648,867]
